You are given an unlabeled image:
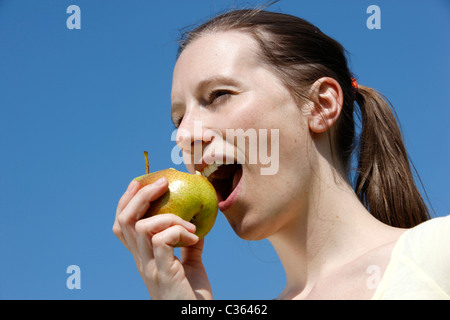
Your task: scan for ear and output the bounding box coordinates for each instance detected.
[305,77,343,134]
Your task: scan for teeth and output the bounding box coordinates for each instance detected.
[201,163,222,178]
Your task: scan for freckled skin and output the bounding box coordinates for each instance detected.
[133,168,218,241]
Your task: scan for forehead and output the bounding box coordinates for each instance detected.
[172,31,260,96]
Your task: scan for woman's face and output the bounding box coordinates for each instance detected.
[171,31,315,240]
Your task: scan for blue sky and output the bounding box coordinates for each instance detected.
[0,0,448,299]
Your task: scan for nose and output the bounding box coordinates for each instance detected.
[176,116,214,173]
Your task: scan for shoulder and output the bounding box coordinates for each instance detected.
[400,215,450,277]
[373,215,450,299]
[405,215,450,272]
[402,215,450,257]
[409,214,450,235]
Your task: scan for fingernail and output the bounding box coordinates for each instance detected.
[126,180,138,193]
[183,221,196,232]
[154,177,167,186]
[191,233,199,241]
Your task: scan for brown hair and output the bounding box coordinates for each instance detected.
[177,9,431,228]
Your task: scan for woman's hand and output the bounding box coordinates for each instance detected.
[112,177,213,300]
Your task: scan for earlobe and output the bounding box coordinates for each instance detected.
[307,77,344,134]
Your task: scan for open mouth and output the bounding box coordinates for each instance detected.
[201,163,243,205]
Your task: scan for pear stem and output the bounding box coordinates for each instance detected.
[144,151,149,174]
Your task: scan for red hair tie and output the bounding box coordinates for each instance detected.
[351,77,358,94]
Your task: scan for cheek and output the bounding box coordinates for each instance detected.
[228,144,312,241]
[238,126,312,239]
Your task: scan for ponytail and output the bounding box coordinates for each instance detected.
[354,85,430,228]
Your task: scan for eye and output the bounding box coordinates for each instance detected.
[206,89,233,105]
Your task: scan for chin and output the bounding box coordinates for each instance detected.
[224,206,277,241]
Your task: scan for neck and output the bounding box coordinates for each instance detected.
[268,162,398,299]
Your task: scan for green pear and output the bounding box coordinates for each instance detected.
[133,152,218,243]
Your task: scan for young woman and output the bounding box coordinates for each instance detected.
[113,9,449,299]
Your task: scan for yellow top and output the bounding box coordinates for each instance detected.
[372,215,450,300]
